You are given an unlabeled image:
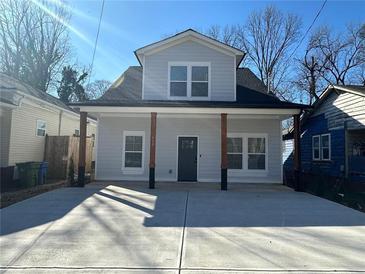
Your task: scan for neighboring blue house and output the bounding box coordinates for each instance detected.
[283,85,365,183]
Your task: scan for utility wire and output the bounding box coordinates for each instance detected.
[87,0,105,87]
[288,0,327,60]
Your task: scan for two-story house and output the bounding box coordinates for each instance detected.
[71,29,308,189]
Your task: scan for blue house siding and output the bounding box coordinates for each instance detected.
[284,113,346,177]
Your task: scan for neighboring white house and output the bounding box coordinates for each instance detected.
[0,73,97,168]
[71,29,307,188]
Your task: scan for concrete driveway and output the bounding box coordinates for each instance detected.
[1,182,365,273]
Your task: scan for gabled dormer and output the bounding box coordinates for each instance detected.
[135,29,245,101]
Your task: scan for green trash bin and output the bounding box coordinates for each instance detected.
[16,162,41,187]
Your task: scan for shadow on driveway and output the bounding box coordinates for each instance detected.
[2,181,365,237]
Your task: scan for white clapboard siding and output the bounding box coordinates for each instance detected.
[6,101,97,166]
[314,92,365,130]
[8,102,59,165]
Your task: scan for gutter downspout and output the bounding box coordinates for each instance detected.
[58,110,63,136]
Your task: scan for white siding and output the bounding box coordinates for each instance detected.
[314,92,365,130]
[96,115,282,183]
[0,107,12,167]
[282,139,293,163]
[144,40,235,101]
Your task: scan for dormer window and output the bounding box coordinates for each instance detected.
[168,62,210,100]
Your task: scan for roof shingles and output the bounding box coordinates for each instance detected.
[73,66,307,109]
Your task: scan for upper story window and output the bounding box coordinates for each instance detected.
[168,62,210,100]
[170,66,187,97]
[36,120,46,137]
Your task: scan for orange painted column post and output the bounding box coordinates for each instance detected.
[293,114,302,191]
[221,113,228,190]
[78,111,87,187]
[149,112,157,189]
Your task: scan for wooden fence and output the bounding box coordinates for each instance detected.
[44,136,94,180]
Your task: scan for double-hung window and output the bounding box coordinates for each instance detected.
[247,137,266,170]
[191,66,209,97]
[169,62,210,99]
[170,66,187,97]
[227,137,243,169]
[227,134,267,171]
[122,131,145,173]
[36,120,46,136]
[313,134,331,160]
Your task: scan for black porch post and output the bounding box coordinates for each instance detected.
[149,112,157,189]
[221,113,228,190]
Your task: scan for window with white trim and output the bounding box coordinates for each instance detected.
[170,66,187,97]
[312,135,320,160]
[122,131,144,172]
[227,137,243,169]
[247,137,266,170]
[169,62,210,99]
[75,129,80,136]
[191,66,208,97]
[312,134,331,160]
[36,120,46,136]
[227,134,268,171]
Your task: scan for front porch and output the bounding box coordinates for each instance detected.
[77,108,303,190]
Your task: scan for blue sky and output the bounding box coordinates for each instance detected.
[67,0,365,83]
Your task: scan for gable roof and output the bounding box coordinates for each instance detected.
[134,29,245,68]
[309,84,365,115]
[71,66,307,110]
[283,84,365,139]
[0,73,76,112]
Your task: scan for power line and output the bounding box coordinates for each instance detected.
[87,0,105,86]
[288,0,327,59]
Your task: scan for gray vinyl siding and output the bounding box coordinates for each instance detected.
[314,92,365,130]
[143,40,235,101]
[0,108,12,167]
[96,116,282,183]
[96,116,150,181]
[155,117,221,181]
[228,119,282,183]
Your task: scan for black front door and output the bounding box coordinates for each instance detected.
[178,137,198,181]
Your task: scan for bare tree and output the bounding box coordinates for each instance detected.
[295,48,326,105]
[310,24,365,85]
[206,25,241,49]
[355,64,365,86]
[0,0,71,92]
[237,6,302,97]
[85,80,112,99]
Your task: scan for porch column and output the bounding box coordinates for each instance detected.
[293,114,302,191]
[78,111,87,187]
[149,112,157,189]
[221,113,228,190]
